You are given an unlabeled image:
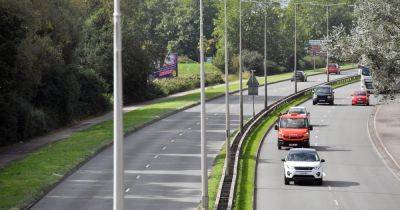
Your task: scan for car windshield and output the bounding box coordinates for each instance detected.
[288,108,306,114]
[280,118,308,128]
[315,87,332,94]
[328,64,337,68]
[287,151,319,162]
[354,91,367,96]
[361,67,370,76]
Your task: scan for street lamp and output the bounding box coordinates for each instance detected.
[239,0,243,133]
[224,0,231,176]
[113,0,124,209]
[199,1,208,209]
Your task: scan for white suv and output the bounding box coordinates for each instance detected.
[282,148,325,185]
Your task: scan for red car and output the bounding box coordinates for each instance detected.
[327,63,340,74]
[351,90,370,106]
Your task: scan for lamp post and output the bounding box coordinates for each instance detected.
[294,3,298,93]
[326,5,330,82]
[224,0,231,176]
[113,0,124,209]
[239,0,244,133]
[263,0,268,109]
[199,1,208,209]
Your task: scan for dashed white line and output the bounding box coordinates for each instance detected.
[179,133,183,136]
[161,146,167,150]
[136,175,141,180]
[170,139,175,143]
[145,164,151,169]
[328,185,332,190]
[125,188,130,193]
[188,127,192,130]
[154,155,159,159]
[334,200,339,206]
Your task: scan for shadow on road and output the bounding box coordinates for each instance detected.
[323,180,360,187]
[312,145,352,152]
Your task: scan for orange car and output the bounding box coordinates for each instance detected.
[275,113,313,150]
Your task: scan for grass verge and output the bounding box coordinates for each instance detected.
[0,64,355,209]
[232,75,360,210]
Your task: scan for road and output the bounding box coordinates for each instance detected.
[32,71,356,210]
[256,82,400,210]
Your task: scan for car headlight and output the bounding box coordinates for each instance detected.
[285,165,294,170]
[314,165,321,170]
[327,95,332,99]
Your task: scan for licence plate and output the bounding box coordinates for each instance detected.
[298,172,308,175]
[319,99,325,102]
[289,144,298,146]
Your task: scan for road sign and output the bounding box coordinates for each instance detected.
[247,71,259,96]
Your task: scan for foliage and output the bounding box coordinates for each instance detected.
[329,0,400,93]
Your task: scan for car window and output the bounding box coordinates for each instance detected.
[287,151,319,162]
[365,81,373,89]
[288,108,306,114]
[315,87,332,94]
[280,118,308,128]
[355,91,367,96]
[361,67,370,76]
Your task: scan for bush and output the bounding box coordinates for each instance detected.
[178,55,196,64]
[152,72,223,96]
[299,55,326,69]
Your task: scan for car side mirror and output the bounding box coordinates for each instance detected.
[281,158,286,162]
[275,125,279,130]
[321,159,325,163]
[309,125,313,131]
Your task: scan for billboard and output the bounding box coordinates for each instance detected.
[153,53,178,78]
[308,40,326,56]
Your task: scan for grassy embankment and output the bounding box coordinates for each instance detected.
[0,63,356,209]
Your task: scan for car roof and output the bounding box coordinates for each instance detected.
[288,148,316,152]
[280,113,307,119]
[316,85,332,88]
[289,106,306,110]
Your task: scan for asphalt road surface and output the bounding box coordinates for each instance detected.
[256,82,400,210]
[32,71,357,210]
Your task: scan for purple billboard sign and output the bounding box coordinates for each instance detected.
[153,53,178,78]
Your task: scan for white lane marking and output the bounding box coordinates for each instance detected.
[154,155,159,159]
[136,175,141,180]
[328,185,332,190]
[179,133,183,136]
[170,139,175,143]
[125,188,130,193]
[315,135,318,139]
[196,122,200,125]
[214,113,217,116]
[145,164,151,169]
[334,200,339,206]
[188,127,192,130]
[315,142,318,146]
[161,146,167,151]
[323,172,326,177]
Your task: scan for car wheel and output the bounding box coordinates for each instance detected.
[278,145,282,150]
[313,101,317,105]
[304,141,310,148]
[284,176,290,185]
[366,102,370,106]
[316,178,323,186]
[329,101,334,105]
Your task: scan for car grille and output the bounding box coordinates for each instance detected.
[294,167,313,170]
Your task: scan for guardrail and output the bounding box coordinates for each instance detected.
[214,74,360,210]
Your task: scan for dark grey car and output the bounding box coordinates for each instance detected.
[291,71,307,82]
[312,85,334,105]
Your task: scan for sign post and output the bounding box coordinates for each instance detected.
[247,70,259,119]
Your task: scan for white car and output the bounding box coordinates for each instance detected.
[287,106,310,120]
[282,148,325,185]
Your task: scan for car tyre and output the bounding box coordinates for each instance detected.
[278,145,282,150]
[313,101,317,105]
[329,101,334,105]
[316,178,323,186]
[284,176,290,185]
[304,141,310,148]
